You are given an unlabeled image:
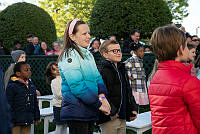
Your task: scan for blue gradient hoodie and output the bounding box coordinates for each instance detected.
[58,45,107,121]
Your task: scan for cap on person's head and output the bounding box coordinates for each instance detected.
[11,50,25,63]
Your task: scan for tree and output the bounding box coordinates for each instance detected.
[165,0,189,21]
[39,0,188,38]
[0,2,57,50]
[39,0,97,37]
[90,0,172,40]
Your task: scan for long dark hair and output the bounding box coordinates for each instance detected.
[58,20,86,61]
[45,61,58,84]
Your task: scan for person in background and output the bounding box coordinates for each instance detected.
[27,34,33,43]
[12,40,22,51]
[184,44,197,76]
[58,18,110,134]
[39,41,50,55]
[192,35,200,57]
[89,38,101,54]
[143,45,153,53]
[0,39,10,55]
[89,38,102,71]
[185,32,192,44]
[46,42,62,56]
[24,34,34,55]
[98,40,138,134]
[6,62,40,134]
[124,43,149,107]
[149,25,200,134]
[108,35,117,41]
[122,29,145,53]
[4,50,26,89]
[0,62,12,134]
[45,61,67,134]
[192,35,200,47]
[32,36,41,55]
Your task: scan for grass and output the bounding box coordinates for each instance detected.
[35,102,151,134]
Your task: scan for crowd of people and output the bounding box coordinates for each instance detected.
[0,34,62,56]
[0,18,200,134]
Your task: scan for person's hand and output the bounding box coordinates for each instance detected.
[98,94,111,113]
[110,114,118,120]
[35,120,40,125]
[129,111,137,121]
[99,104,110,115]
[101,99,111,112]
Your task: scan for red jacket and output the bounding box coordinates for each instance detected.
[149,60,200,134]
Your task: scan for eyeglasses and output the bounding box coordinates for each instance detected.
[107,49,121,54]
[192,39,199,42]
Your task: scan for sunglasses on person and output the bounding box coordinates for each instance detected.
[192,39,199,42]
[107,49,121,54]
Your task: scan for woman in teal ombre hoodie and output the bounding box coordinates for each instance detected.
[58,19,111,134]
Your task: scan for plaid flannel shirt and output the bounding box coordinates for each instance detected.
[125,54,146,93]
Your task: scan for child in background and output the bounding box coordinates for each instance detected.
[45,61,67,134]
[185,44,197,76]
[4,50,26,88]
[4,50,41,98]
[124,43,149,106]
[6,61,40,134]
[98,40,138,134]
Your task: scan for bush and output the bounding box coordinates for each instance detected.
[90,0,172,40]
[0,2,57,50]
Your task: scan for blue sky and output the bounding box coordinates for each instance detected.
[0,0,199,36]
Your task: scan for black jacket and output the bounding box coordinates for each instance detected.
[24,43,35,55]
[6,76,40,126]
[0,63,12,134]
[98,60,138,124]
[122,37,142,53]
[0,46,10,55]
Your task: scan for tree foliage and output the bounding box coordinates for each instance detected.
[165,0,188,21]
[38,0,188,38]
[90,0,172,40]
[39,0,97,37]
[0,2,57,50]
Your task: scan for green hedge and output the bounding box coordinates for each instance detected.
[90,0,172,40]
[0,2,57,50]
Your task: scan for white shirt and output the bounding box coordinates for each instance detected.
[51,76,62,107]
